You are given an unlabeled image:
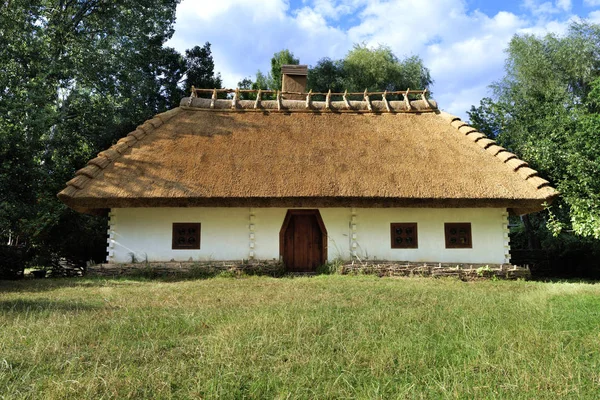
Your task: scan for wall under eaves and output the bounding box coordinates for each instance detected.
[106,207,510,265]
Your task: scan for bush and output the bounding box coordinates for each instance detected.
[510,215,600,279]
[0,245,26,280]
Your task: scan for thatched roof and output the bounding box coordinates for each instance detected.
[58,96,557,215]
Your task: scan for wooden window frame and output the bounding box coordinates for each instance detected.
[390,223,418,249]
[172,223,201,250]
[444,223,472,249]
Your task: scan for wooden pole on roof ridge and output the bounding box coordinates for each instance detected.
[364,89,372,112]
[382,90,391,112]
[210,88,217,109]
[404,88,411,110]
[232,88,239,109]
[276,90,282,111]
[421,88,430,109]
[306,89,312,109]
[254,89,262,109]
[343,90,351,109]
[325,89,331,109]
[187,86,196,106]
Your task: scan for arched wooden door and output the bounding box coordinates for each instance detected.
[279,210,327,272]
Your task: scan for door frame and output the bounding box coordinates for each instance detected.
[279,209,328,269]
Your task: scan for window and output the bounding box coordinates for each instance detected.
[391,223,418,249]
[172,223,201,250]
[444,223,472,248]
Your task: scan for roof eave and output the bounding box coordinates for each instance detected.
[58,195,557,215]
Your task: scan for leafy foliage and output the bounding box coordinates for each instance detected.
[269,49,300,91]
[341,44,432,92]
[183,43,222,92]
[468,22,600,240]
[307,58,345,93]
[308,44,432,95]
[238,49,299,98]
[243,45,432,101]
[0,0,222,271]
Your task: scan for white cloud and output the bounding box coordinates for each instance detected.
[556,0,572,11]
[167,0,348,87]
[584,0,600,6]
[167,0,586,118]
[306,0,366,20]
[522,0,574,15]
[589,10,600,22]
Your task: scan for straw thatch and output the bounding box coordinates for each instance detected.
[58,97,558,215]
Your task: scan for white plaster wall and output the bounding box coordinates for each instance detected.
[354,208,508,264]
[107,207,509,264]
[108,208,250,263]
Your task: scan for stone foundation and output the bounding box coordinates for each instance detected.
[87,260,530,280]
[88,260,284,278]
[339,261,530,280]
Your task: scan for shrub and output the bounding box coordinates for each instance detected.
[0,245,26,280]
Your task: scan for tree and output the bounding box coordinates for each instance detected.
[307,58,345,93]
[0,0,190,271]
[468,22,600,240]
[236,74,268,100]
[306,45,432,97]
[268,49,300,90]
[183,43,222,92]
[242,49,300,93]
[342,44,432,92]
[247,45,432,97]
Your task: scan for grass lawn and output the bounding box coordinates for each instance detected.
[1,275,600,399]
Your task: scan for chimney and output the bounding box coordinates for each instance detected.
[281,65,308,99]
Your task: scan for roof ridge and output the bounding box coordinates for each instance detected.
[439,111,558,199]
[182,97,438,113]
[58,108,182,200]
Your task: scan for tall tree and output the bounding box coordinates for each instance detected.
[468,22,600,240]
[268,49,300,90]
[0,0,188,269]
[307,58,345,93]
[342,44,432,92]
[183,43,222,92]
[242,49,300,92]
[307,45,432,95]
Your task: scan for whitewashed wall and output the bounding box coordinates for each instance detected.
[107,207,510,264]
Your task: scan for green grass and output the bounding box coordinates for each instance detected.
[1,276,600,399]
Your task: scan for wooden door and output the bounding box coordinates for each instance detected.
[280,210,327,272]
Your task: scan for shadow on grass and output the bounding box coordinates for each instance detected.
[0,267,290,292]
[0,298,100,313]
[0,277,147,293]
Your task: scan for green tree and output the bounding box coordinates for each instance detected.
[254,71,271,91]
[183,43,222,92]
[268,49,300,90]
[307,58,345,93]
[307,45,432,96]
[468,22,600,240]
[342,44,432,92]
[243,49,300,93]
[0,0,190,269]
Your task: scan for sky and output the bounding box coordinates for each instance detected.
[166,0,600,119]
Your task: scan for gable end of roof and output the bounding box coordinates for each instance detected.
[440,111,559,200]
[58,108,183,209]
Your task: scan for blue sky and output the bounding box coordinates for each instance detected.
[167,0,600,119]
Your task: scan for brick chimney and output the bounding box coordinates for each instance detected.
[281,65,308,99]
